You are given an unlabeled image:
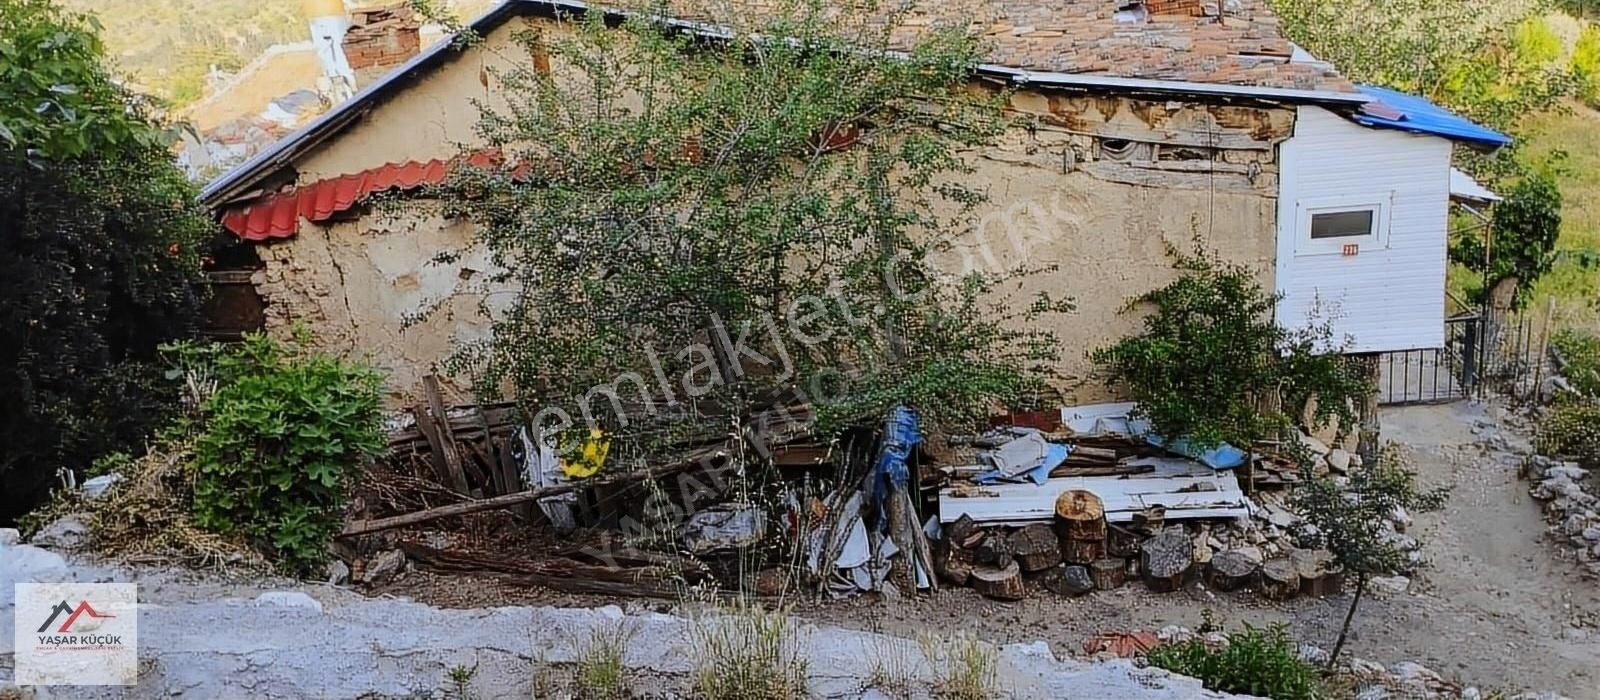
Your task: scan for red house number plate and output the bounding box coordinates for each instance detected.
[1342,243,1360,256]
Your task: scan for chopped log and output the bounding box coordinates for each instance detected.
[1260,559,1300,601]
[1106,523,1143,558]
[1140,529,1193,593]
[970,560,1026,601]
[1008,524,1062,573]
[945,513,984,550]
[934,541,976,586]
[1206,550,1262,592]
[1090,558,1126,590]
[1053,490,1107,541]
[1061,538,1106,565]
[973,531,1014,569]
[1039,564,1095,597]
[1290,548,1344,598]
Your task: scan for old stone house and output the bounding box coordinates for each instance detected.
[197,0,1508,405]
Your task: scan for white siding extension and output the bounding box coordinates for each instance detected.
[1275,107,1454,353]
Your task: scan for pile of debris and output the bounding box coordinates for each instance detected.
[1525,455,1600,577]
[920,403,1355,602]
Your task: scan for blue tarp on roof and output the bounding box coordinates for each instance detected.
[1353,85,1512,149]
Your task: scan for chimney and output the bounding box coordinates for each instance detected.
[342,3,423,88]
[302,0,356,103]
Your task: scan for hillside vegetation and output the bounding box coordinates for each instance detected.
[59,0,498,107]
[59,0,304,105]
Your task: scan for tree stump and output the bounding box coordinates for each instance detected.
[934,541,975,587]
[1009,524,1062,573]
[970,559,1026,601]
[1054,490,1107,565]
[1039,564,1096,597]
[1260,559,1300,601]
[1054,490,1107,540]
[1206,550,1262,592]
[1061,538,1106,565]
[1090,558,1126,590]
[1106,523,1143,558]
[1140,529,1194,593]
[1291,548,1344,597]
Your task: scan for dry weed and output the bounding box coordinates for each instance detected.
[35,440,263,571]
[570,620,634,700]
[918,632,1000,700]
[687,599,809,700]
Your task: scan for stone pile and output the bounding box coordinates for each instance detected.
[1525,455,1600,576]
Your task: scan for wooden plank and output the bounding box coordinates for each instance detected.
[339,448,729,537]
[410,404,457,489]
[939,471,1249,524]
[423,375,471,495]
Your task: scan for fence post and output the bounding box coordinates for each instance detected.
[1357,353,1381,465]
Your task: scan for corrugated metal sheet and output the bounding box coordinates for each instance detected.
[1354,85,1512,149]
[1275,106,1453,353]
[220,152,500,240]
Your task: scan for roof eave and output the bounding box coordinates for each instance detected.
[201,0,1370,208]
[982,66,1370,106]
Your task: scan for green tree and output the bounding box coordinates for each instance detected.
[1290,449,1448,667]
[1450,171,1564,312]
[1268,0,1572,134]
[1092,244,1370,450]
[0,0,208,522]
[420,3,1067,464]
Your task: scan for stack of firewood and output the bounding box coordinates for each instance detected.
[932,489,1345,602]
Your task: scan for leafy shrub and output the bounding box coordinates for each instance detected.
[1146,624,1324,700]
[1092,242,1369,449]
[1538,399,1600,465]
[186,334,385,574]
[1553,328,1600,397]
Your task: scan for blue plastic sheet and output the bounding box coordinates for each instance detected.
[1128,417,1247,470]
[871,406,922,529]
[974,443,1072,486]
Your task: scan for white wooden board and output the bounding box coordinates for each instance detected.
[939,469,1251,524]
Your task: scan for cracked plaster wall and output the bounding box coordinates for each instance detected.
[244,17,1288,405]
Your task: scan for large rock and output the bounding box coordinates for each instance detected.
[0,528,19,547]
[0,544,71,601]
[1326,449,1352,473]
[29,514,90,550]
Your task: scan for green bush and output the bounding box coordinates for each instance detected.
[187,334,385,574]
[1092,242,1368,449]
[1553,328,1600,397]
[1538,398,1600,465]
[1146,625,1324,700]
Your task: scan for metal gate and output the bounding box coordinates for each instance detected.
[1378,308,1543,405]
[1378,312,1482,405]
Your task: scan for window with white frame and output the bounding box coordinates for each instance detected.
[1295,195,1391,256]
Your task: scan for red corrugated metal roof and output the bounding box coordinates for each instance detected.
[221,151,501,240]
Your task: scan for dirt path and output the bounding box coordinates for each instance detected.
[798,402,1600,697]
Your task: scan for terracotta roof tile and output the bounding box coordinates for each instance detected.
[659,0,1351,91]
